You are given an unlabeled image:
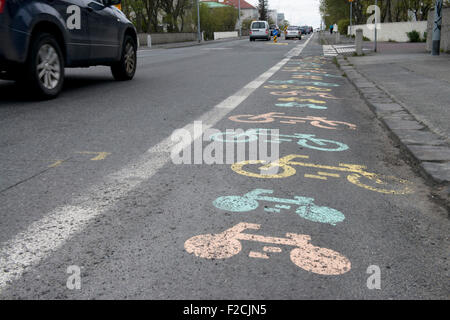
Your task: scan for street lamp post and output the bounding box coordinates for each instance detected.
[239,0,241,38]
[349,0,353,35]
[374,0,378,52]
[197,0,201,42]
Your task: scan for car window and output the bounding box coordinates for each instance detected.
[288,26,298,30]
[251,22,266,29]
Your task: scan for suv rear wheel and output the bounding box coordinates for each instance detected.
[23,32,64,99]
[111,35,137,81]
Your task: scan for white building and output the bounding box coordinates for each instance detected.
[201,0,258,21]
[268,9,278,25]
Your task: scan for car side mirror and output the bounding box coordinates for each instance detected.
[104,0,121,6]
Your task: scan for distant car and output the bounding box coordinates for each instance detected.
[250,21,271,41]
[269,24,280,37]
[285,26,302,40]
[0,0,137,99]
[300,26,310,35]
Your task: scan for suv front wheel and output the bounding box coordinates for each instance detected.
[24,32,65,99]
[111,35,137,81]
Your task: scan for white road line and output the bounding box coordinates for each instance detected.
[0,36,312,293]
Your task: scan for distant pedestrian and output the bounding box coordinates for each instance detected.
[330,25,334,34]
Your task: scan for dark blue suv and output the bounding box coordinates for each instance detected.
[0,0,137,98]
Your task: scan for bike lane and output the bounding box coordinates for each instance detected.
[174,37,449,298]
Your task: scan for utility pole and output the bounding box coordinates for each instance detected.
[197,0,201,43]
[374,0,378,52]
[349,0,353,35]
[239,0,242,38]
[432,0,443,55]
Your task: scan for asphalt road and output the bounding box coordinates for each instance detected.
[0,34,448,299]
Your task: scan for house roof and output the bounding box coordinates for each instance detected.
[224,0,257,9]
[202,0,256,10]
[202,1,231,8]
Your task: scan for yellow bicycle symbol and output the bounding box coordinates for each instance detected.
[231,154,413,195]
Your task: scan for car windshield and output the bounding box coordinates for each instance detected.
[251,22,266,29]
[288,26,298,30]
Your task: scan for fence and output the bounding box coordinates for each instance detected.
[213,31,239,40]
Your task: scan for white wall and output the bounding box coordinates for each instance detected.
[214,31,239,40]
[237,8,258,30]
[241,8,258,21]
[348,21,427,42]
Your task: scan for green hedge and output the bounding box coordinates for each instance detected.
[338,18,350,35]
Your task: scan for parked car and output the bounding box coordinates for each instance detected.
[285,26,302,40]
[0,0,137,99]
[249,21,271,41]
[269,24,280,37]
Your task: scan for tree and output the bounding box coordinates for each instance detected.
[161,0,191,32]
[194,3,239,40]
[258,0,269,21]
[242,18,253,31]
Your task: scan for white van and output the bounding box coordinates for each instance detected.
[249,21,271,42]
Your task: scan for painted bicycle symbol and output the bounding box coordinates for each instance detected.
[290,75,325,80]
[283,67,328,73]
[271,91,341,99]
[184,222,352,275]
[269,80,340,87]
[209,129,349,152]
[231,154,413,194]
[213,189,345,225]
[294,72,342,78]
[275,102,327,109]
[287,62,323,66]
[229,112,356,130]
[264,85,332,91]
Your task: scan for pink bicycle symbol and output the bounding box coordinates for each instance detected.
[185,222,351,275]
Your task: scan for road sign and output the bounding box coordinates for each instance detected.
[273,30,278,37]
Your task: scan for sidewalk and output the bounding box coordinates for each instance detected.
[334,42,450,200]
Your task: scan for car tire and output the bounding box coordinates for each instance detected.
[23,32,64,99]
[111,35,137,81]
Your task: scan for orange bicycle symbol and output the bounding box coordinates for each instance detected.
[229,112,356,130]
[185,222,351,275]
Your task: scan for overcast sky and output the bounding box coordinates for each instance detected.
[247,0,322,28]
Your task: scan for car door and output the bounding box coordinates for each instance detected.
[57,0,91,63]
[85,0,120,61]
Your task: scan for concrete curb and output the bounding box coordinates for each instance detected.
[138,36,249,51]
[335,56,450,204]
